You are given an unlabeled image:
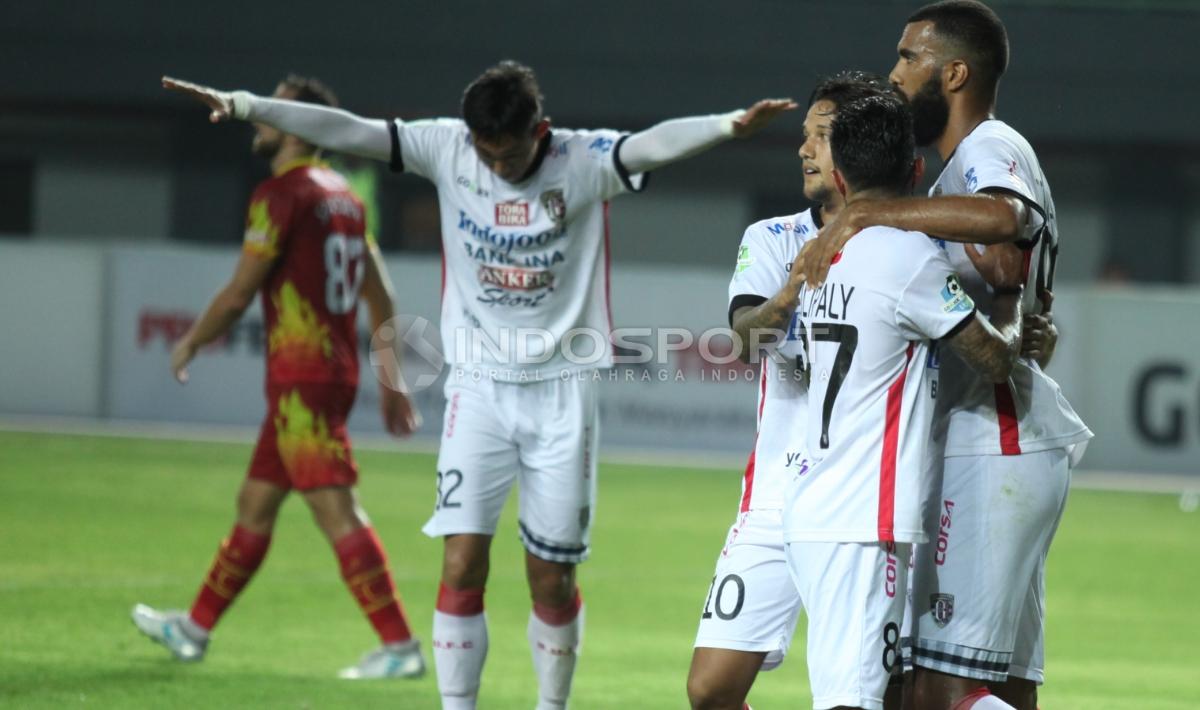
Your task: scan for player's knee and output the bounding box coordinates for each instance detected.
[442,536,490,588]
[526,557,574,607]
[235,485,283,534]
[686,673,738,710]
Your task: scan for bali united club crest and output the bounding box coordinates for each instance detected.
[540,189,566,225]
[931,593,955,628]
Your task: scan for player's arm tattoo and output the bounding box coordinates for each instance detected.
[946,291,1023,383]
[731,279,802,364]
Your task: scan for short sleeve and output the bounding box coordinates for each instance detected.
[728,223,788,307]
[390,118,461,180]
[895,246,977,341]
[570,129,647,202]
[957,134,1046,237]
[243,184,293,260]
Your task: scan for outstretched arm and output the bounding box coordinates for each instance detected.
[162,76,392,161]
[170,251,273,383]
[618,98,797,174]
[801,192,1028,287]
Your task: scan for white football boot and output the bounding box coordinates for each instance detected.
[130,603,208,662]
[338,639,426,679]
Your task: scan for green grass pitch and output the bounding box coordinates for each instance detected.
[1,430,1197,708]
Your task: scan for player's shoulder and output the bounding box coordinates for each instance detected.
[957,119,1035,160]
[850,226,945,268]
[743,209,817,242]
[548,127,623,164]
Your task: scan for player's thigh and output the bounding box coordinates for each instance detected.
[910,450,1068,682]
[422,380,520,539]
[513,377,598,564]
[695,512,802,672]
[786,540,909,710]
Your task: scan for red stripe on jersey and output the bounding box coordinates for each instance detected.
[1022,247,1033,283]
[603,201,614,355]
[739,364,769,513]
[878,343,914,542]
[994,383,1022,455]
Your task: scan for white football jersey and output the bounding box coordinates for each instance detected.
[391,118,646,380]
[726,208,820,512]
[930,120,1092,456]
[783,226,975,544]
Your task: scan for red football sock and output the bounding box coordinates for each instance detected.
[951,687,994,710]
[436,583,485,615]
[533,586,582,626]
[335,527,413,644]
[189,525,271,630]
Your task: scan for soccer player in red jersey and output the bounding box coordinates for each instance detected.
[131,75,426,680]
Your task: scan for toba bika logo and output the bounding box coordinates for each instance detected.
[478,264,555,291]
[495,201,530,227]
[931,593,955,628]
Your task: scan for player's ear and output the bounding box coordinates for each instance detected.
[532,119,551,139]
[945,60,969,93]
[832,168,849,200]
[911,155,926,191]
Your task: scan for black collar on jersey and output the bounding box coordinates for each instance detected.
[515,131,553,183]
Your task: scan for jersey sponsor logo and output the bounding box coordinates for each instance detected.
[931,593,955,627]
[457,210,567,253]
[884,544,899,598]
[934,499,955,566]
[456,175,490,198]
[463,241,566,268]
[735,244,755,274]
[965,167,979,192]
[477,264,555,291]
[540,189,566,225]
[765,221,794,236]
[940,275,974,314]
[495,201,530,227]
[588,137,615,154]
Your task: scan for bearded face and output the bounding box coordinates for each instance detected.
[908,72,950,147]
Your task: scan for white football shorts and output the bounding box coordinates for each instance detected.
[785,540,911,710]
[694,509,804,671]
[907,446,1070,683]
[422,373,599,564]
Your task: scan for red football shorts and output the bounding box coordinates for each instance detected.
[247,382,359,491]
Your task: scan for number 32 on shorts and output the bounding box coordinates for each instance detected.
[435,469,463,510]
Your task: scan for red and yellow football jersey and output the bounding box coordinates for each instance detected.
[243,158,371,387]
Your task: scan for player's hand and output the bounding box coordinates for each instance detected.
[170,340,197,384]
[162,76,235,123]
[1022,289,1057,364]
[731,99,799,138]
[380,387,422,437]
[965,242,1024,290]
[801,202,865,288]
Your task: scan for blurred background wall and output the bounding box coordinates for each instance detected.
[2,0,1199,473]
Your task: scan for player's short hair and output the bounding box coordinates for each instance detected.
[830,94,916,194]
[461,60,544,139]
[279,74,338,108]
[908,0,1009,93]
[808,70,895,111]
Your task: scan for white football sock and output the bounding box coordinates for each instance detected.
[527,604,584,710]
[433,610,488,709]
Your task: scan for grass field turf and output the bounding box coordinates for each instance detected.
[1,430,1197,709]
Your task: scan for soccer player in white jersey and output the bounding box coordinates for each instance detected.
[163,62,794,710]
[784,91,1028,710]
[686,71,896,710]
[798,3,1093,709]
